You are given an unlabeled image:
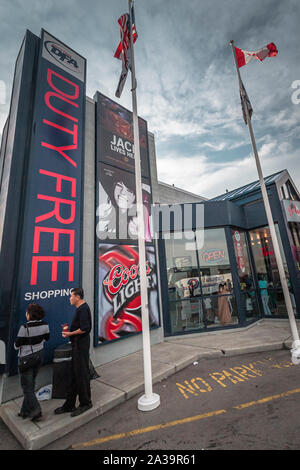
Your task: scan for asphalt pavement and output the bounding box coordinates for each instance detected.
[0,318,299,450]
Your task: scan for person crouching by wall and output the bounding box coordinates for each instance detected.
[14,304,50,422]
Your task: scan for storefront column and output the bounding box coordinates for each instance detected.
[157,237,172,335]
[274,193,300,317]
[245,231,264,318]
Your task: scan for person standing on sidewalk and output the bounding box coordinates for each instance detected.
[54,288,93,417]
[14,303,50,422]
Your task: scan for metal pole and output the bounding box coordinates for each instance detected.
[230,40,300,363]
[128,0,160,410]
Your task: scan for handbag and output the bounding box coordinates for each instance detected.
[18,324,41,373]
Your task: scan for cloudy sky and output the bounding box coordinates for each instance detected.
[0,0,300,199]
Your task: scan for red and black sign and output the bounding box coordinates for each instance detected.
[98,244,159,342]
[9,30,86,369]
[95,90,159,346]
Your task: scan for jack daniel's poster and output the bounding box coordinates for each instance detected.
[97,244,159,343]
[95,92,150,178]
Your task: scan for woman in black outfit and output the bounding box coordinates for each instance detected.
[14,304,50,421]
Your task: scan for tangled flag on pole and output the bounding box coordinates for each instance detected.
[235,43,278,68]
[240,79,253,125]
[114,8,138,98]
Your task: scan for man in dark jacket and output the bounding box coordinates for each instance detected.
[54,288,93,417]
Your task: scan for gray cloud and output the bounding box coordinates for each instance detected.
[0,0,299,198]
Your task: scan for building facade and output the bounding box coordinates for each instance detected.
[0,31,299,401]
[156,170,300,336]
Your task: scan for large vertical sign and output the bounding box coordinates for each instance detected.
[96,92,152,242]
[7,31,86,372]
[95,92,160,345]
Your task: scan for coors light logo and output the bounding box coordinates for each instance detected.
[98,245,158,342]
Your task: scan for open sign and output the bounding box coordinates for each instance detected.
[202,249,225,263]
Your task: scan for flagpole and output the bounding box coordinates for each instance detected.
[230,40,300,364]
[128,0,160,410]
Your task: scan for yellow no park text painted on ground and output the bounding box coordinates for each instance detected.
[176,356,294,399]
[72,387,300,449]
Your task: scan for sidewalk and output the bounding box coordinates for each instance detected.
[0,318,299,450]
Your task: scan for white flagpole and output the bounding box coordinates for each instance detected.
[128,0,160,410]
[230,40,300,364]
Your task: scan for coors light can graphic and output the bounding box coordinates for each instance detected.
[97,244,159,343]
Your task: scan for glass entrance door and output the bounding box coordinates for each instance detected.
[249,225,295,317]
[164,228,237,335]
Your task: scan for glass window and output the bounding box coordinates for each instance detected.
[164,231,199,302]
[281,181,299,201]
[196,228,232,295]
[281,184,287,200]
[169,299,205,333]
[286,181,299,201]
[164,228,238,334]
[164,231,205,333]
[196,228,237,328]
[249,224,293,317]
[249,225,288,287]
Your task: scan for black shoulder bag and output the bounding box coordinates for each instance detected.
[18,324,41,373]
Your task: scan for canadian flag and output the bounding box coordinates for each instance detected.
[235,43,278,68]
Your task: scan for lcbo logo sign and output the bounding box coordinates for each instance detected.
[288,203,300,219]
[283,200,300,223]
[44,41,79,73]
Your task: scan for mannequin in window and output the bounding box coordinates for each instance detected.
[217,284,232,325]
[258,273,272,316]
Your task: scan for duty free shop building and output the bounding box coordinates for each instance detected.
[0,30,299,400]
[156,170,300,337]
[83,97,300,367]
